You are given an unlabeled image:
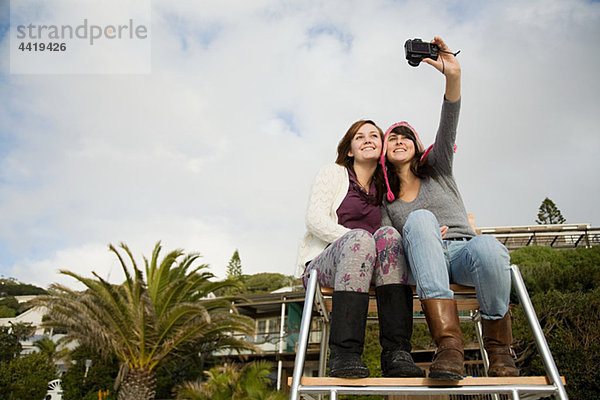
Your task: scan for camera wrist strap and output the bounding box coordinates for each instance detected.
[439,49,461,74]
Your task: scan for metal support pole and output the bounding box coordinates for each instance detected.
[584,227,590,248]
[510,264,569,400]
[290,271,318,400]
[277,299,286,391]
[318,321,329,376]
[315,287,329,377]
[472,310,489,373]
[473,311,500,400]
[511,389,520,400]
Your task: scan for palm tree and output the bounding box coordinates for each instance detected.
[176,360,287,400]
[37,242,255,400]
[33,336,70,367]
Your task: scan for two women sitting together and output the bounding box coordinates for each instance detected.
[296,37,519,380]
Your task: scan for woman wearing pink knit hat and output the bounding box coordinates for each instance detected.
[381,36,519,381]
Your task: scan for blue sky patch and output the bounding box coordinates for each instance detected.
[307,24,353,52]
[0,22,8,42]
[0,241,16,277]
[276,110,300,137]
[162,12,222,51]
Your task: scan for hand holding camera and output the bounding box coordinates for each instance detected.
[404,38,440,67]
[404,37,460,77]
[405,36,461,102]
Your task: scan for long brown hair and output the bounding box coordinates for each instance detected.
[335,120,385,205]
[384,125,435,200]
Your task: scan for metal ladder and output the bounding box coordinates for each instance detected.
[289,264,568,400]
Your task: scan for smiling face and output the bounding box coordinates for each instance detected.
[386,131,416,166]
[347,123,382,163]
[336,120,384,169]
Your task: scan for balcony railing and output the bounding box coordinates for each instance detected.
[478,224,600,250]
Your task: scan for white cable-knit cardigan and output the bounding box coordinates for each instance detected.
[295,163,351,277]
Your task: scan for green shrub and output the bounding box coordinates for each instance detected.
[511,245,600,293]
[510,246,600,399]
[0,279,46,296]
[0,305,16,318]
[0,352,56,400]
[512,288,600,399]
[241,273,299,294]
[61,346,118,400]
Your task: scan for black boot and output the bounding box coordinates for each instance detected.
[376,284,425,377]
[328,291,370,378]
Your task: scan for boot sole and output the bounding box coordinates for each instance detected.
[383,366,426,378]
[330,368,370,379]
[428,370,463,381]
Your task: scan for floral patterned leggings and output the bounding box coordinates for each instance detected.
[303,227,409,292]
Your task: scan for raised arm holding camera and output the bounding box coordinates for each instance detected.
[380,36,519,380]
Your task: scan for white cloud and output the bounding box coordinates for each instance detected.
[10,243,124,290]
[1,0,599,288]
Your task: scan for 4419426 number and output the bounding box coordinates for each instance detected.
[18,42,66,51]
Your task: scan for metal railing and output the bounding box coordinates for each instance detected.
[479,224,600,250]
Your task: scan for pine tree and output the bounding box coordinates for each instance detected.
[536,197,566,224]
[226,250,242,279]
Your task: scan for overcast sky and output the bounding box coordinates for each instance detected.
[1,0,599,289]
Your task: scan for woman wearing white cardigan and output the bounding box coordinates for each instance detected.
[296,120,423,379]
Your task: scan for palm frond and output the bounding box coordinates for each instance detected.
[37,241,258,379]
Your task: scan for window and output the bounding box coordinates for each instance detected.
[255,317,282,344]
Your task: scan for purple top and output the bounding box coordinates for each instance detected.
[336,168,381,234]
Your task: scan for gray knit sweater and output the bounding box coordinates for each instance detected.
[381,98,477,239]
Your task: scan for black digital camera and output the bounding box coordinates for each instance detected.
[404,38,439,67]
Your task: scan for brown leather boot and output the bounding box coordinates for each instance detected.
[421,298,465,380]
[482,312,520,377]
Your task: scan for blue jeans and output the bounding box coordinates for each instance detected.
[402,209,511,320]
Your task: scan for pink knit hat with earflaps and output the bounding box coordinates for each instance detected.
[379,121,436,202]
